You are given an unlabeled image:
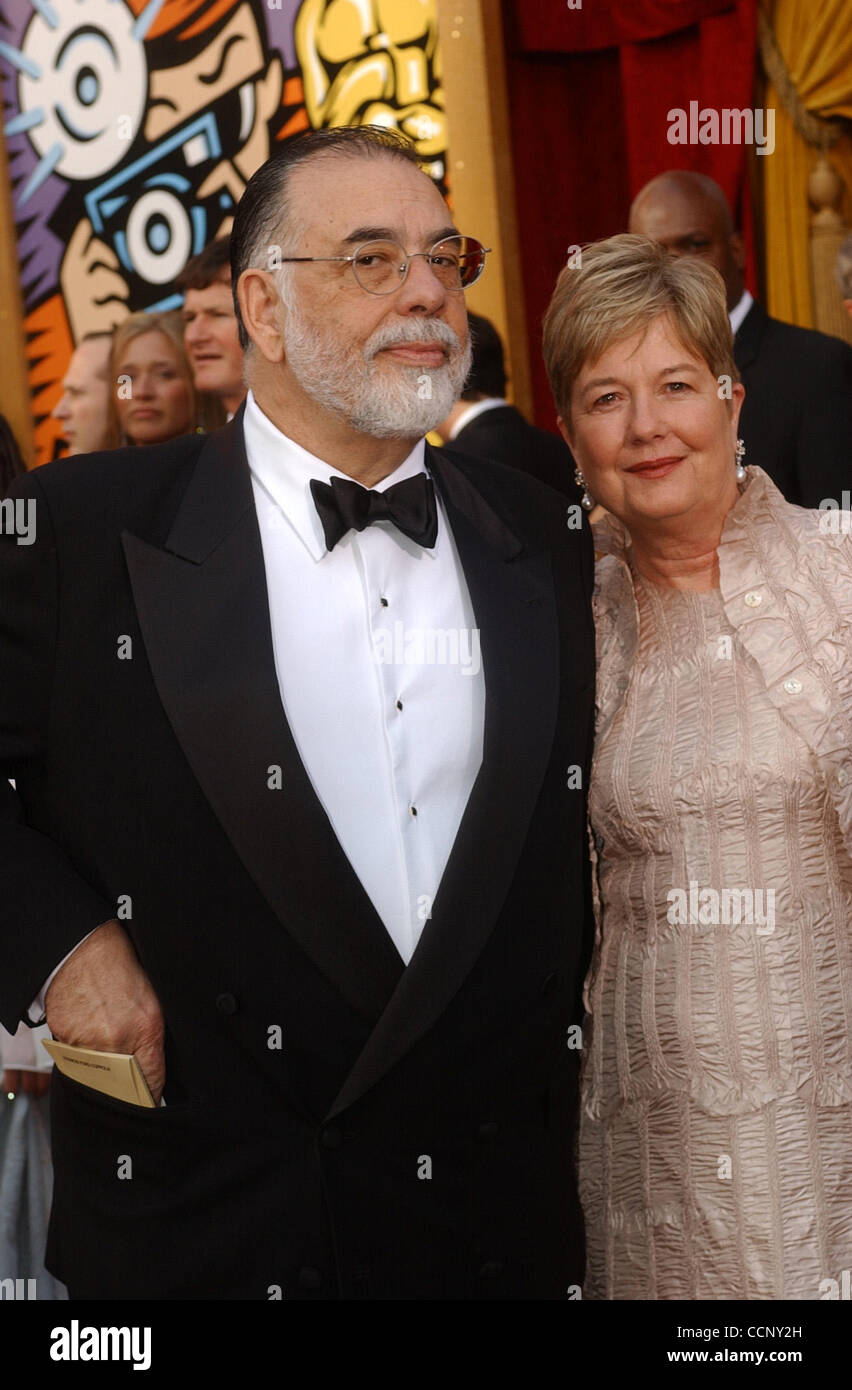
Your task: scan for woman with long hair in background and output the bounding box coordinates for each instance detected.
[111,311,224,446]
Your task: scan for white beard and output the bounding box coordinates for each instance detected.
[280,293,472,439]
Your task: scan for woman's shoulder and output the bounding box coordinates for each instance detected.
[720,469,852,627]
[725,466,852,557]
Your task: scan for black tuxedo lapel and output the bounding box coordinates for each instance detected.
[733,300,766,374]
[328,445,560,1117]
[123,418,560,1112]
[122,415,403,1023]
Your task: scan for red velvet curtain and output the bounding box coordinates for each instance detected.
[503,0,759,427]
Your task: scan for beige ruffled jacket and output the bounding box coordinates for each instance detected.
[579,468,852,1298]
[592,464,852,853]
[585,468,852,1096]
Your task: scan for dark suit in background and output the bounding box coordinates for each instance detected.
[440,312,582,502]
[449,402,581,501]
[734,301,852,509]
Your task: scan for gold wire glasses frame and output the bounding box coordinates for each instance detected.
[275,234,491,295]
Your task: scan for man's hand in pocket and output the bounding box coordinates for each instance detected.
[45,920,165,1105]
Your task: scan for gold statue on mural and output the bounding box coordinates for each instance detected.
[296,0,446,184]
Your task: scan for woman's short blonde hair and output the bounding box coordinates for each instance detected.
[542,233,738,422]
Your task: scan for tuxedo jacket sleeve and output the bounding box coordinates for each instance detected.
[0,466,125,1024]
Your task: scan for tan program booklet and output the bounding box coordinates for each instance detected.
[42,1039,156,1108]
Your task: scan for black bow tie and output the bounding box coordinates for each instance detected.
[310,473,438,553]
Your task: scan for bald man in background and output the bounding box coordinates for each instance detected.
[630,170,852,509]
[52,334,119,457]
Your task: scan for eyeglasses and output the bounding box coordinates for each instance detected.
[276,234,490,295]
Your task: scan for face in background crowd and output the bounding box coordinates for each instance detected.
[52,337,118,455]
[629,171,746,312]
[113,329,196,446]
[182,275,245,415]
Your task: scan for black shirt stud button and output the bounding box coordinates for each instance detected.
[477,1121,500,1142]
[297,1266,323,1290]
[478,1260,504,1279]
[320,1126,343,1150]
[215,992,238,1015]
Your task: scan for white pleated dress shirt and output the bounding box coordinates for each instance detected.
[243,391,485,964]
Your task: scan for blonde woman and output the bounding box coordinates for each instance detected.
[111,311,224,446]
[543,234,852,1300]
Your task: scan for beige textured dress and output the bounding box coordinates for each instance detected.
[581,468,852,1300]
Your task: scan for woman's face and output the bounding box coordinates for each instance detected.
[115,331,195,445]
[560,312,744,534]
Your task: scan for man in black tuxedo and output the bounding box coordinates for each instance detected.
[630,170,852,508]
[0,127,594,1300]
[436,313,581,500]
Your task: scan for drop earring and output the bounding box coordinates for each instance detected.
[574,466,594,511]
[735,438,746,482]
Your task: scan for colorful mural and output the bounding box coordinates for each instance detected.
[0,0,446,464]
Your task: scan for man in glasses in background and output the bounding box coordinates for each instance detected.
[0,127,593,1300]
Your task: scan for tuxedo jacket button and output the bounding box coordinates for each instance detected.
[477,1121,499,1141]
[478,1260,504,1279]
[320,1126,343,1149]
[215,992,238,1015]
[297,1266,323,1290]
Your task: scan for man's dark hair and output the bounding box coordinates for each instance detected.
[462,313,507,399]
[177,238,232,294]
[230,126,426,350]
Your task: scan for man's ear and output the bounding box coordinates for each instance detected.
[729,230,747,272]
[237,269,286,364]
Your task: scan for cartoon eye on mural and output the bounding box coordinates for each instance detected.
[0,0,447,465]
